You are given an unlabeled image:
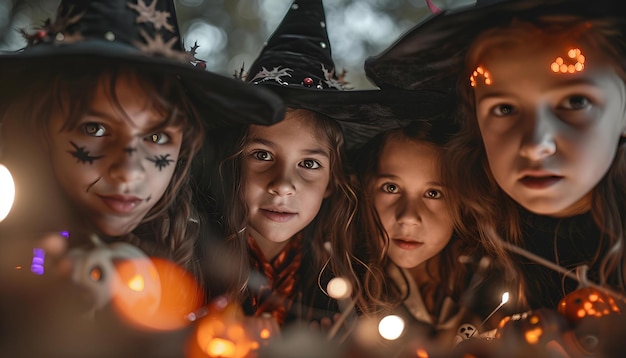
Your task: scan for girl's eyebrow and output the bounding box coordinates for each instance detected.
[247,137,329,158]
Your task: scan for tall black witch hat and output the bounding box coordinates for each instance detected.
[0,0,284,129]
[365,0,626,94]
[245,0,453,151]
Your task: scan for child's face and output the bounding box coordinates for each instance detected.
[48,74,183,237]
[473,42,626,217]
[371,136,453,269]
[243,110,331,257]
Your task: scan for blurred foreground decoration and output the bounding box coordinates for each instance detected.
[68,235,204,331]
[0,163,15,222]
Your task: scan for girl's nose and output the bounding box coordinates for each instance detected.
[108,144,146,184]
[267,164,295,196]
[519,108,557,161]
[396,196,421,226]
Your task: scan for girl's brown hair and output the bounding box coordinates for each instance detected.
[214,108,390,316]
[1,64,204,276]
[355,120,470,311]
[447,16,626,308]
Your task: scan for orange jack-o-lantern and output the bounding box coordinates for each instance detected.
[188,298,259,358]
[68,235,161,313]
[497,308,567,346]
[557,286,621,325]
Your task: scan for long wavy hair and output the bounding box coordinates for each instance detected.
[445,16,626,308]
[214,108,389,315]
[1,64,204,276]
[355,120,471,312]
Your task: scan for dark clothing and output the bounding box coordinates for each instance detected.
[517,208,614,310]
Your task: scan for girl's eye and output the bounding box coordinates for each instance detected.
[561,95,590,110]
[491,104,516,116]
[382,183,399,194]
[146,133,170,145]
[83,122,106,137]
[425,190,443,199]
[300,159,321,169]
[253,150,273,161]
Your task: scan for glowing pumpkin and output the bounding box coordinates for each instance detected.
[557,286,621,325]
[497,309,567,346]
[67,235,161,313]
[187,298,259,358]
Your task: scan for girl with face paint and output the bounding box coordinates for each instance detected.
[0,0,283,355]
[2,66,203,270]
[0,0,282,275]
[366,0,626,314]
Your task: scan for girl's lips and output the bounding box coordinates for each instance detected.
[98,195,142,214]
[519,175,563,189]
[392,239,423,250]
[260,208,297,222]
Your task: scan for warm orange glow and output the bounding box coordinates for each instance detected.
[259,328,271,339]
[128,274,144,292]
[589,293,599,302]
[529,315,539,324]
[15,265,22,270]
[551,48,585,73]
[189,303,257,358]
[90,267,102,281]
[470,65,492,87]
[416,348,429,357]
[207,338,236,357]
[577,309,586,318]
[525,328,543,344]
[112,258,204,332]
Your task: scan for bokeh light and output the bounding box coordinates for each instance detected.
[112,257,204,332]
[327,277,352,300]
[0,163,15,222]
[378,315,405,340]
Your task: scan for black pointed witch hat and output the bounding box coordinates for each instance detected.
[0,0,285,129]
[365,0,626,94]
[245,0,453,151]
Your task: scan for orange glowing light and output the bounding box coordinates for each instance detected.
[470,66,492,87]
[416,348,429,357]
[207,338,236,357]
[524,328,543,344]
[89,267,102,281]
[112,257,204,332]
[128,274,144,292]
[259,328,271,339]
[15,265,22,270]
[551,48,585,73]
[190,303,257,358]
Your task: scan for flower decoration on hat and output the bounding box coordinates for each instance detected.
[127,0,174,32]
[19,0,196,65]
[250,66,293,86]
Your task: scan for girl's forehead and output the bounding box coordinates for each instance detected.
[470,40,612,91]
